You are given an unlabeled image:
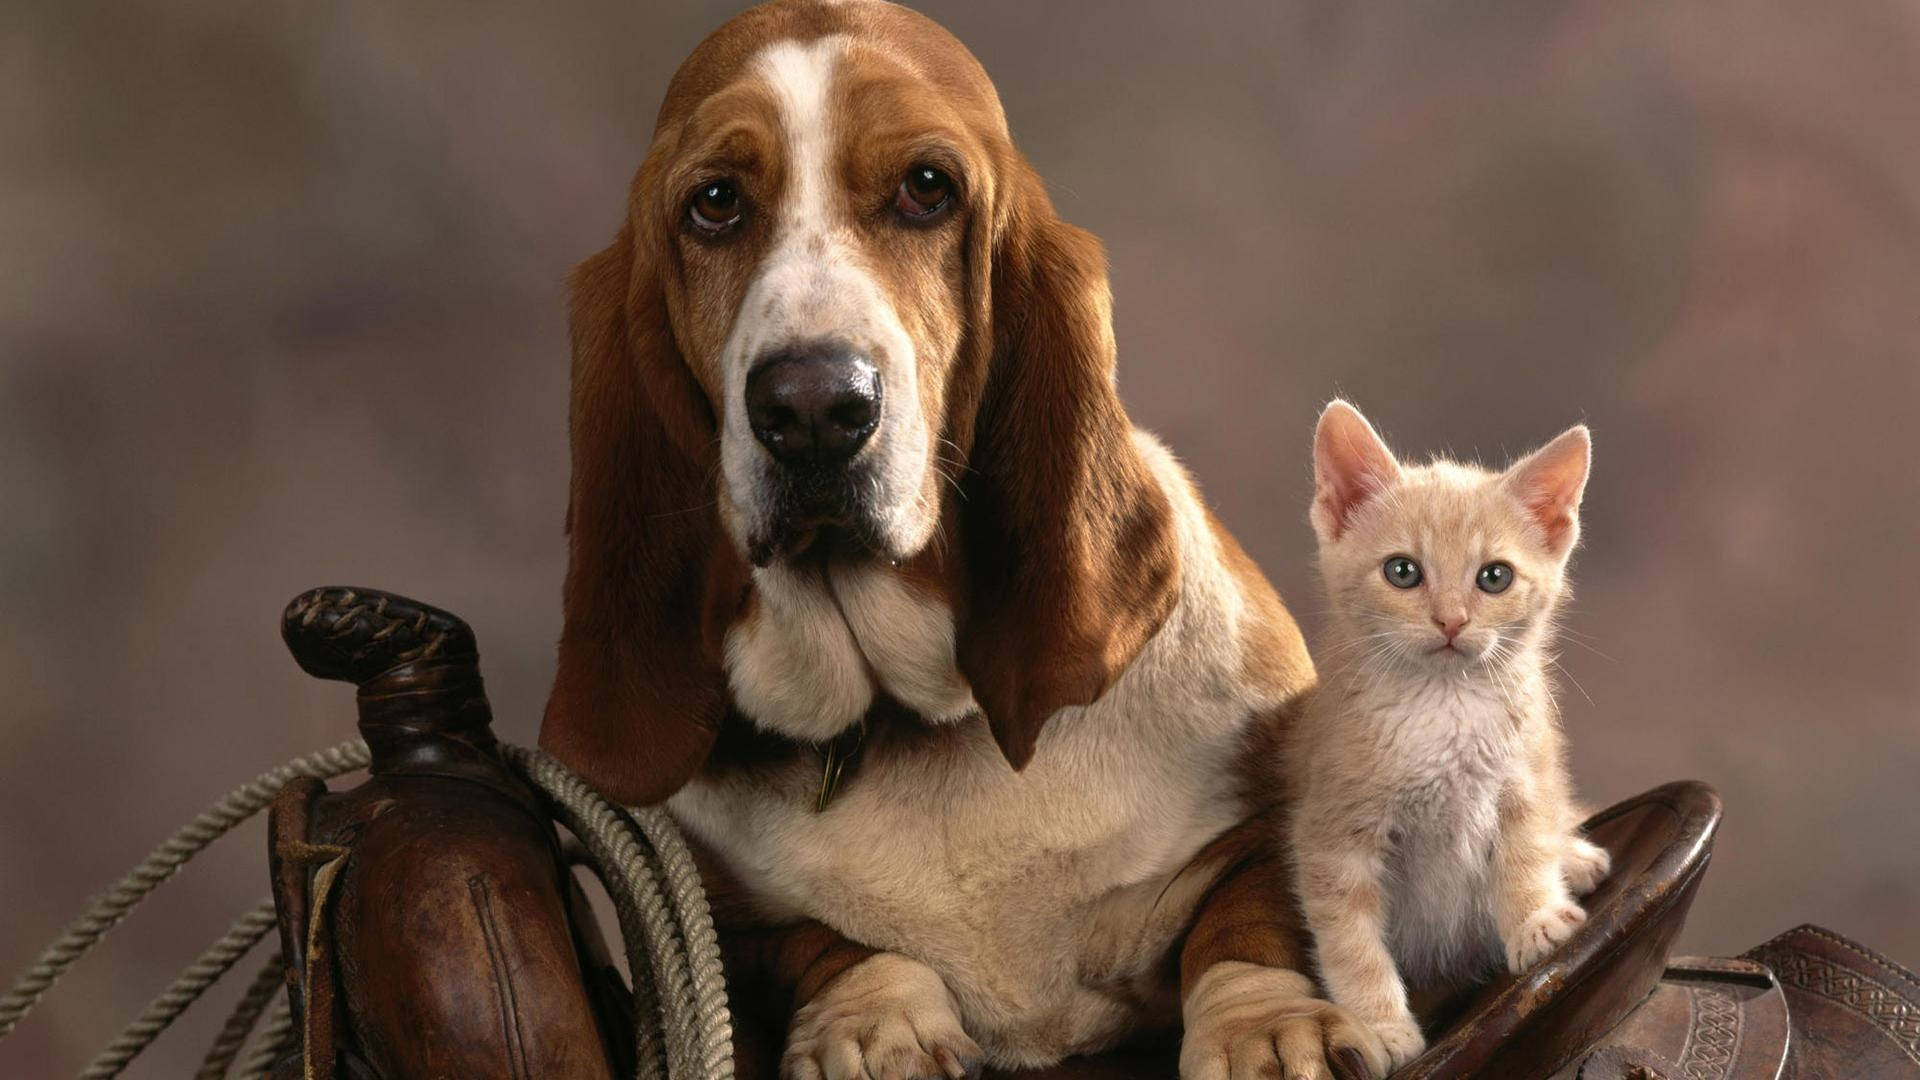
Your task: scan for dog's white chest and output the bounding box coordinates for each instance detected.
[672,708,1248,1061]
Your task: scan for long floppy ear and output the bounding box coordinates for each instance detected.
[539,225,748,805]
[953,162,1180,771]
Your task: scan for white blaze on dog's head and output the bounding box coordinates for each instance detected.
[634,5,1010,571]
[715,35,936,564]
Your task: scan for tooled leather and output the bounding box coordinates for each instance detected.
[1677,988,1740,1079]
[1553,958,1789,1080]
[1748,927,1920,1067]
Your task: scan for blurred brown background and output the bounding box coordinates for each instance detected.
[4,0,1917,1073]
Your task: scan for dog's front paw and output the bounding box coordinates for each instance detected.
[1504,899,1586,973]
[782,953,983,1080]
[1181,961,1392,1080]
[1562,836,1611,896]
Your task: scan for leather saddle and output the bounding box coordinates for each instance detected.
[262,588,1920,1079]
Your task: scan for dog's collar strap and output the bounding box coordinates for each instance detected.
[813,718,869,813]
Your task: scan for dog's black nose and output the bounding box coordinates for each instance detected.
[744,346,881,466]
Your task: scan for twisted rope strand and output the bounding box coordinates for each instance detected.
[196,954,285,1080]
[0,740,370,1039]
[236,996,293,1080]
[625,804,734,1078]
[81,899,280,1079]
[567,855,670,1080]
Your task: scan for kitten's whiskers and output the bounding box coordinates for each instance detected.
[1546,653,1594,706]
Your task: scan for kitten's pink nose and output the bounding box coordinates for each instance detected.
[1435,615,1469,641]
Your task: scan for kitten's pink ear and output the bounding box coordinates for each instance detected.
[1312,400,1402,542]
[1503,425,1591,557]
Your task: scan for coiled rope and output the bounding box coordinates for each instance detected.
[79,900,280,1079]
[0,740,733,1080]
[195,954,286,1080]
[238,996,293,1080]
[0,740,371,1042]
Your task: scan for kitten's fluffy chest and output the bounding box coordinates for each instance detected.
[1333,670,1539,984]
[1351,672,1526,798]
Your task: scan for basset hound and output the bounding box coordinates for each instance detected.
[539,2,1388,1078]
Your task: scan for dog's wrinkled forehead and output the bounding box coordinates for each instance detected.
[654,0,1007,141]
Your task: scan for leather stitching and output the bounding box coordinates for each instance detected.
[469,875,534,1080]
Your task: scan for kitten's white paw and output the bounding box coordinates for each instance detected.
[1563,836,1611,896]
[1505,899,1587,973]
[1181,962,1392,1080]
[782,953,983,1080]
[1359,1009,1426,1072]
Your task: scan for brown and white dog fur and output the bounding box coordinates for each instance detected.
[540,3,1387,1078]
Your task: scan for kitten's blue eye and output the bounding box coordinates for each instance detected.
[1477,562,1514,593]
[1383,556,1422,589]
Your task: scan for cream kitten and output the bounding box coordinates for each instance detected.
[1289,400,1611,1070]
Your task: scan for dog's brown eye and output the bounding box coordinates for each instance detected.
[895,166,953,217]
[690,180,742,232]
